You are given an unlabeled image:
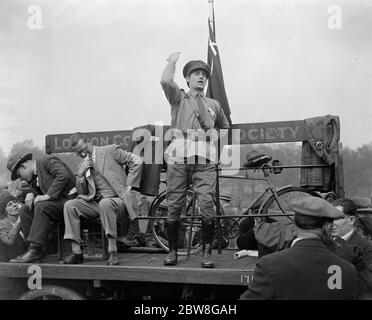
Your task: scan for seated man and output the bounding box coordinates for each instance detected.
[62,132,143,266]
[6,152,76,263]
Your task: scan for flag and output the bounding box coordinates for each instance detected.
[206,2,232,125]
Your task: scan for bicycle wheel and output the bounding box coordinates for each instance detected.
[149,191,232,256]
[149,190,203,256]
[260,187,321,221]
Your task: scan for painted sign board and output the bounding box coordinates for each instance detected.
[45,120,306,154]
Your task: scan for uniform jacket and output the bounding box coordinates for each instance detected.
[76,144,143,219]
[331,231,372,299]
[34,155,76,200]
[161,80,230,132]
[240,238,357,300]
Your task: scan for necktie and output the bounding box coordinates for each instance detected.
[333,236,346,248]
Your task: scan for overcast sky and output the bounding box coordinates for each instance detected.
[0,0,371,155]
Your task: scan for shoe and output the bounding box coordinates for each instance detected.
[117,236,138,247]
[9,247,44,263]
[201,243,214,268]
[164,250,178,266]
[60,253,83,264]
[118,219,140,247]
[107,251,119,266]
[163,221,179,266]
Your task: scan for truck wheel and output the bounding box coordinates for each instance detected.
[19,285,84,300]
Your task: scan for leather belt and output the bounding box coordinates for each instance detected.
[173,131,211,142]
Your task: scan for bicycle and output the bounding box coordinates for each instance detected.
[148,152,321,256]
[148,179,238,256]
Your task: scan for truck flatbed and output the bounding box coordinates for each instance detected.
[0,250,256,287]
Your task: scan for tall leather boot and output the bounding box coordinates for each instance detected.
[164,221,179,266]
[201,220,215,268]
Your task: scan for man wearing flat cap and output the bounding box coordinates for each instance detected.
[6,152,76,263]
[330,198,372,299]
[240,196,357,300]
[160,52,230,268]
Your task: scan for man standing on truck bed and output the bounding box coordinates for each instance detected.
[6,152,76,263]
[160,52,230,268]
[61,133,143,266]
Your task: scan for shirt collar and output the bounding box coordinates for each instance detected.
[341,229,355,241]
[290,236,321,247]
[33,161,37,176]
[92,146,96,163]
[291,237,304,247]
[186,90,205,98]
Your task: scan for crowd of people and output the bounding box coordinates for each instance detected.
[238,198,372,299]
[0,53,371,300]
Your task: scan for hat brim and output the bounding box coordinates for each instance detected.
[10,153,32,181]
[185,66,211,79]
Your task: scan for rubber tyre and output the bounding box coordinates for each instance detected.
[19,285,84,300]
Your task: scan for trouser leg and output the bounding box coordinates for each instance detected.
[166,163,189,223]
[164,164,189,266]
[10,200,64,263]
[63,198,100,244]
[28,200,65,251]
[98,198,122,266]
[19,204,34,241]
[98,197,123,240]
[192,163,217,268]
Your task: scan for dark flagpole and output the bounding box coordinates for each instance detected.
[209,0,222,256]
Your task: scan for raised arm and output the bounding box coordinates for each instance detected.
[160,52,182,106]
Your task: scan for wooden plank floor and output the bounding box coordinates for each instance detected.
[0,250,257,287]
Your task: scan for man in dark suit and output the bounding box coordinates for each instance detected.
[6,152,76,263]
[240,197,357,300]
[330,199,372,299]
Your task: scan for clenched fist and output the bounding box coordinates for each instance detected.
[167,52,181,64]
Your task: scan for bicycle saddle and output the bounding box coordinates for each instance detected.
[244,150,272,168]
